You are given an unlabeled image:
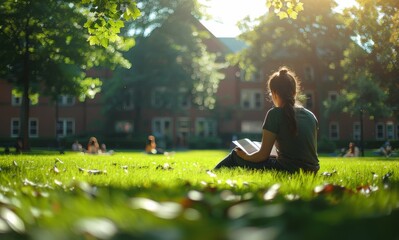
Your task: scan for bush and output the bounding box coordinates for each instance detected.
[188,136,222,149]
[318,137,337,153]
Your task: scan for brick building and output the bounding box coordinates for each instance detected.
[1,26,398,150]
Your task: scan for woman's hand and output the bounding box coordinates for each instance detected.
[234,147,248,160]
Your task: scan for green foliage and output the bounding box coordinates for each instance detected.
[0,0,135,149]
[233,0,349,79]
[342,0,399,116]
[266,0,304,19]
[102,0,225,133]
[81,0,141,47]
[0,151,398,239]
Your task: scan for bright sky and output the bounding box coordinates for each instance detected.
[199,0,356,37]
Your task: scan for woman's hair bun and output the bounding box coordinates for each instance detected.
[279,69,288,75]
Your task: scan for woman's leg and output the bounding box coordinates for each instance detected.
[214,151,288,171]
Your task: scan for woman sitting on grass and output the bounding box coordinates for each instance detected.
[87,136,100,154]
[214,67,319,173]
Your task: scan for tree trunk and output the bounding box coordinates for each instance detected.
[360,109,364,157]
[55,99,60,149]
[20,15,31,151]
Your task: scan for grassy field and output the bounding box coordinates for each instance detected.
[0,150,398,240]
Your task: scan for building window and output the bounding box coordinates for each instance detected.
[240,69,263,82]
[195,118,216,137]
[178,88,191,109]
[122,89,134,110]
[177,118,190,146]
[375,122,385,140]
[328,91,338,102]
[115,121,133,133]
[58,95,75,106]
[353,122,360,141]
[11,94,22,106]
[386,122,394,140]
[241,89,263,110]
[29,118,38,138]
[11,118,20,137]
[11,118,39,137]
[241,121,263,133]
[152,118,172,148]
[329,122,339,140]
[304,66,314,81]
[57,119,75,137]
[305,92,313,109]
[151,87,171,108]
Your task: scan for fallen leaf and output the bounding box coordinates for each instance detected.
[0,207,25,234]
[264,183,281,201]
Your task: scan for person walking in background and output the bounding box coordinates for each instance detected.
[214,67,319,173]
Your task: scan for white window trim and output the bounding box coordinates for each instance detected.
[11,118,20,138]
[353,122,360,141]
[11,95,22,106]
[375,122,385,141]
[152,117,173,137]
[57,118,75,137]
[329,122,339,140]
[58,95,75,106]
[386,122,394,140]
[195,118,217,137]
[240,89,264,110]
[29,118,39,138]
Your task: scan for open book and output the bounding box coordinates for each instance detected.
[232,138,277,156]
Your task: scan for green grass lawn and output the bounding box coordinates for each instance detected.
[0,150,398,240]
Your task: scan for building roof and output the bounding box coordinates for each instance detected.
[217,37,247,53]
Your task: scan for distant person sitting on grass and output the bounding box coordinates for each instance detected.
[379,141,393,157]
[343,142,359,157]
[145,135,165,155]
[214,67,320,173]
[15,138,23,154]
[87,137,100,154]
[72,140,83,152]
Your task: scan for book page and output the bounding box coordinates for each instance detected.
[232,138,260,155]
[233,139,278,156]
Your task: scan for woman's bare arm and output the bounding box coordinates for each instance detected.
[235,129,276,163]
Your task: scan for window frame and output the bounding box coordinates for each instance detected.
[56,118,75,137]
[329,122,339,140]
[375,122,385,141]
[240,89,264,110]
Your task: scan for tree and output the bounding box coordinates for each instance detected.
[102,0,224,136]
[324,52,391,155]
[232,0,351,139]
[0,0,133,150]
[342,0,399,116]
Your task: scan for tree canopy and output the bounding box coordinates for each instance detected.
[342,0,399,116]
[0,0,135,150]
[102,0,225,135]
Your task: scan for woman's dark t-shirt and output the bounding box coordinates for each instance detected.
[263,107,319,172]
